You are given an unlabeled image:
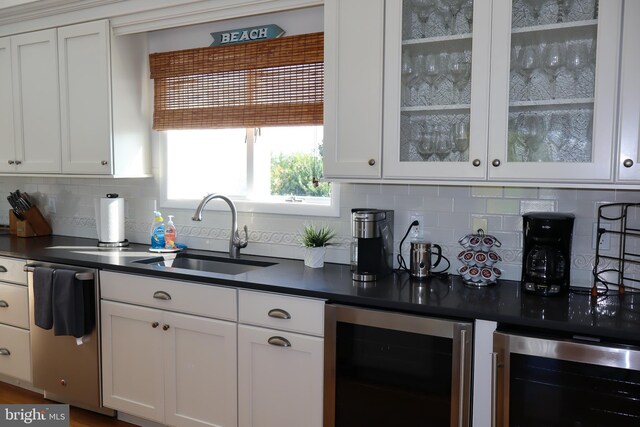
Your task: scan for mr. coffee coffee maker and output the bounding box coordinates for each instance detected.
[522,212,575,296]
[350,209,394,281]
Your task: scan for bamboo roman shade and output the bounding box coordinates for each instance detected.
[149,32,324,130]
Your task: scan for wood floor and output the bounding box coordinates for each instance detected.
[0,381,137,427]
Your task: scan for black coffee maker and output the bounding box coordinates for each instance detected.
[522,212,575,296]
[350,209,394,281]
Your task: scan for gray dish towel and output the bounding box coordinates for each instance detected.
[52,269,95,338]
[33,266,54,330]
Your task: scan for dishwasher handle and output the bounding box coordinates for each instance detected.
[24,265,94,281]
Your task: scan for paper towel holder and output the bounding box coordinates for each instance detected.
[96,193,129,248]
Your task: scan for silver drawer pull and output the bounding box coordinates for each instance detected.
[0,348,10,356]
[267,336,291,347]
[0,300,8,308]
[153,291,172,300]
[0,266,7,273]
[268,308,291,320]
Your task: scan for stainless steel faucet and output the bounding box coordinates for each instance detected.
[192,194,248,258]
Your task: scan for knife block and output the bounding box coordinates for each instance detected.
[9,208,52,237]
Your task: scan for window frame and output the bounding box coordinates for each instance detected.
[156,131,340,217]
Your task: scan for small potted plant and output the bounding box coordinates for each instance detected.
[300,223,336,268]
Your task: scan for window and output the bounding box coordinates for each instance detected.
[151,32,337,216]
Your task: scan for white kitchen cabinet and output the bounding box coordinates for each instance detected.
[0,20,149,177]
[9,29,61,174]
[487,0,621,182]
[323,0,385,179]
[0,257,30,382]
[383,0,492,180]
[238,290,324,427]
[616,0,640,182]
[0,37,14,172]
[58,20,150,176]
[101,272,237,427]
[327,0,624,185]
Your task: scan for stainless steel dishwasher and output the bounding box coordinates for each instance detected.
[324,304,473,427]
[26,261,113,416]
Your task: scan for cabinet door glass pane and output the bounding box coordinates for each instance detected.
[399,0,474,163]
[507,0,598,163]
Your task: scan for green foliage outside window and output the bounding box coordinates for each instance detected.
[271,150,330,198]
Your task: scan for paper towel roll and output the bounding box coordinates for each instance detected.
[95,195,125,243]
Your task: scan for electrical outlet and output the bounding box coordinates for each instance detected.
[592,222,611,250]
[409,213,424,239]
[472,217,488,233]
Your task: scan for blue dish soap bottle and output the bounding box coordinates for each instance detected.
[151,211,165,249]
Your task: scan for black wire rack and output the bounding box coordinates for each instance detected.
[592,203,640,296]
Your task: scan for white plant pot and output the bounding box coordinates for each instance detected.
[304,247,326,268]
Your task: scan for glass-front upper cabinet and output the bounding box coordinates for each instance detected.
[383,0,492,180]
[487,0,622,182]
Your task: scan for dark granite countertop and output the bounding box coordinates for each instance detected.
[2,234,639,344]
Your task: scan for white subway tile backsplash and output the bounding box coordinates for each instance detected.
[471,186,503,197]
[487,199,520,215]
[519,199,556,214]
[0,172,626,288]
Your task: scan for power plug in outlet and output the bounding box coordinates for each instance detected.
[592,222,611,250]
[409,213,424,239]
[472,218,488,233]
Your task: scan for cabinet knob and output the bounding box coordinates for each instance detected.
[491,159,501,167]
[267,336,291,348]
[15,160,21,165]
[268,308,291,320]
[151,321,159,328]
[162,324,170,331]
[472,159,481,167]
[0,300,8,308]
[0,348,10,356]
[153,291,172,300]
[7,160,14,165]
[101,160,108,165]
[623,159,634,168]
[368,159,376,166]
[60,379,67,387]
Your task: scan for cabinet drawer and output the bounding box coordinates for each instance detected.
[0,323,31,382]
[100,271,237,321]
[239,290,325,337]
[0,283,29,329]
[0,257,26,285]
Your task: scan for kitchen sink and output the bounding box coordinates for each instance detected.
[135,252,276,275]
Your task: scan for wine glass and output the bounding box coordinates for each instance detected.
[516,113,546,160]
[412,0,438,37]
[565,41,589,97]
[556,0,574,22]
[547,112,568,151]
[542,42,565,99]
[448,51,471,103]
[452,119,470,153]
[522,0,547,23]
[423,53,443,102]
[462,0,474,32]
[434,123,453,160]
[401,50,416,106]
[440,0,466,33]
[517,44,540,100]
[417,124,437,159]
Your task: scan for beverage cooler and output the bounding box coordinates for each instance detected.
[324,305,472,427]
[493,330,640,427]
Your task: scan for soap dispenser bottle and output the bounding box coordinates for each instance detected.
[151,211,165,249]
[165,215,177,249]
